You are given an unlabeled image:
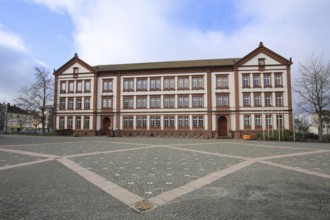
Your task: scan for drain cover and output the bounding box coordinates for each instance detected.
[135,201,153,212]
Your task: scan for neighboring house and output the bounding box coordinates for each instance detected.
[34,105,54,133]
[308,112,330,135]
[53,42,293,138]
[0,103,33,133]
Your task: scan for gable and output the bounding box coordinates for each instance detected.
[53,53,96,76]
[243,52,281,66]
[62,63,93,74]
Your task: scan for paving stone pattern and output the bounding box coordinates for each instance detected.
[0,134,330,219]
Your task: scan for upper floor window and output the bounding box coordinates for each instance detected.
[137,78,147,91]
[192,116,204,127]
[192,77,204,89]
[192,96,204,108]
[123,97,134,109]
[150,116,161,127]
[216,75,228,89]
[258,58,265,71]
[217,95,229,107]
[243,94,250,107]
[76,81,82,93]
[123,79,134,91]
[265,93,272,107]
[178,116,189,127]
[102,97,112,109]
[103,79,113,92]
[136,116,147,127]
[178,77,189,90]
[136,96,147,108]
[73,67,79,74]
[275,93,283,107]
[164,116,175,127]
[275,73,282,87]
[254,93,261,107]
[264,74,271,87]
[255,115,262,127]
[60,81,66,93]
[164,96,175,108]
[150,96,161,108]
[242,74,250,88]
[76,97,82,110]
[164,78,175,90]
[178,96,189,108]
[84,97,91,109]
[253,74,260,87]
[123,116,134,127]
[85,80,91,93]
[266,115,272,126]
[59,98,66,110]
[150,78,161,91]
[69,81,74,93]
[68,98,74,110]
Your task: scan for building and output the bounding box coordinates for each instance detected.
[53,42,293,138]
[307,111,330,136]
[0,103,33,133]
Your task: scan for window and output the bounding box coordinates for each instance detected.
[68,98,74,110]
[136,116,147,127]
[84,116,90,129]
[178,77,189,90]
[76,116,81,129]
[164,116,175,127]
[150,78,161,91]
[193,116,204,127]
[60,81,66,93]
[253,74,260,87]
[73,67,79,74]
[76,81,82,93]
[217,95,229,107]
[123,79,134,91]
[178,96,189,108]
[59,98,66,110]
[242,74,250,87]
[216,75,228,89]
[76,98,82,110]
[265,94,272,107]
[102,97,112,109]
[275,73,282,87]
[243,94,250,107]
[85,80,91,93]
[255,115,261,127]
[178,116,189,127]
[84,97,90,109]
[192,96,204,108]
[164,96,175,108]
[150,116,161,127]
[244,115,250,127]
[136,96,147,108]
[164,78,175,90]
[103,79,113,92]
[59,117,65,129]
[254,94,261,107]
[192,77,204,89]
[123,97,134,109]
[264,74,271,87]
[123,116,134,127]
[275,93,283,107]
[277,114,283,128]
[67,116,73,129]
[258,58,265,70]
[150,96,161,108]
[137,78,147,91]
[266,115,272,127]
[69,81,74,93]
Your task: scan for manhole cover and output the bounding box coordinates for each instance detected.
[135,201,153,212]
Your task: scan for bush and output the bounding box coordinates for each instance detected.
[56,129,74,136]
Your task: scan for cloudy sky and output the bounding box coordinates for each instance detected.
[1,0,330,103]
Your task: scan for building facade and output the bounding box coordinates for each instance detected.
[53,42,293,138]
[0,103,33,133]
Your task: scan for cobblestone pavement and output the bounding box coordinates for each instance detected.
[0,135,330,219]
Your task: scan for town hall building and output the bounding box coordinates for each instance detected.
[53,42,293,138]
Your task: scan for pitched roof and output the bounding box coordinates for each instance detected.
[95,58,241,72]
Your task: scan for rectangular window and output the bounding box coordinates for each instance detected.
[192,116,204,127]
[216,75,228,89]
[266,115,272,126]
[275,94,283,107]
[136,116,147,127]
[217,95,229,107]
[68,98,74,110]
[136,96,147,108]
[60,81,66,93]
[123,79,134,91]
[84,97,91,109]
[150,116,161,127]
[84,116,90,129]
[277,114,283,128]
[192,96,204,108]
[164,116,175,127]
[76,116,81,129]
[102,97,112,109]
[255,115,261,127]
[123,116,134,127]
[76,98,82,110]
[178,116,189,127]
[150,96,161,108]
[150,78,161,91]
[244,115,250,127]
[67,116,73,129]
[243,94,250,107]
[253,75,260,87]
[123,97,134,109]
[59,116,65,129]
[137,79,147,91]
[103,79,113,92]
[178,78,189,90]
[69,81,74,93]
[76,81,82,93]
[178,96,189,108]
[192,77,204,89]
[275,73,282,87]
[164,96,175,108]
[85,80,91,93]
[265,94,272,107]
[164,78,175,90]
[242,74,250,87]
[59,98,66,110]
[254,94,261,107]
[264,74,271,87]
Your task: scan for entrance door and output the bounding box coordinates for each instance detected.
[103,117,111,135]
[218,116,227,136]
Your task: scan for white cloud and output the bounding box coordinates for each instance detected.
[0,23,28,53]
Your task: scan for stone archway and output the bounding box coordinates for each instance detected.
[103,117,111,136]
[218,116,227,136]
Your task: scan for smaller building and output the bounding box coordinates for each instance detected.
[308,111,330,135]
[0,103,33,133]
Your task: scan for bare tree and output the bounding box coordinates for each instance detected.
[15,66,54,135]
[294,55,330,140]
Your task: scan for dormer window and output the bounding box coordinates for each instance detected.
[258,58,265,71]
[73,67,79,78]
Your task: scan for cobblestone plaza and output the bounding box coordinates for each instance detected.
[1,135,329,219]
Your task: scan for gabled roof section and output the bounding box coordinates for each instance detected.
[95,58,241,72]
[235,42,292,66]
[53,53,97,76]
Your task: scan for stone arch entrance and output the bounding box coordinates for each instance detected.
[103,117,111,136]
[218,116,227,136]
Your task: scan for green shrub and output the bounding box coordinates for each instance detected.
[55,129,74,136]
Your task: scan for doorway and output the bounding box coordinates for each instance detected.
[218,116,227,136]
[103,117,111,135]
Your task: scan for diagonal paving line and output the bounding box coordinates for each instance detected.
[0,147,58,159]
[0,158,54,171]
[57,157,145,207]
[259,160,330,179]
[254,149,330,161]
